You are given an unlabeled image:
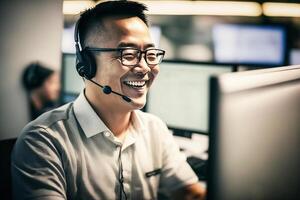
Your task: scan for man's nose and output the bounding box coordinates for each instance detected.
[133,55,151,73]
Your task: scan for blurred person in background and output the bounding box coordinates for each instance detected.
[22,62,61,120]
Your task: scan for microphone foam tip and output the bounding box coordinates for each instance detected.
[103,86,112,94]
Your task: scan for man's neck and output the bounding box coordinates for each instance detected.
[85,90,132,139]
[99,108,131,139]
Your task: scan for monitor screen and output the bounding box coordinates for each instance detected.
[62,25,76,54]
[61,53,84,103]
[208,65,300,200]
[146,61,233,135]
[212,24,286,66]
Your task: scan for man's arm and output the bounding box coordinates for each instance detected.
[156,119,206,199]
[11,128,67,200]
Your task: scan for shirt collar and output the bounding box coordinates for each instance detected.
[130,110,146,133]
[73,91,147,138]
[73,91,110,138]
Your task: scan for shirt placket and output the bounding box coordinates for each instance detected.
[121,148,132,199]
[121,133,136,200]
[103,130,136,200]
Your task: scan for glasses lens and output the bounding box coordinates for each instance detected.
[146,49,164,65]
[121,49,139,66]
[121,48,165,67]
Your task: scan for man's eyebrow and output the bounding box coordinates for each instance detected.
[144,43,156,49]
[117,42,156,49]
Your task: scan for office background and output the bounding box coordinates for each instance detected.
[0,0,62,140]
[0,0,300,140]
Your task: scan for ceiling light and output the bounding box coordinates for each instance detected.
[63,1,95,15]
[263,2,300,17]
[139,1,262,16]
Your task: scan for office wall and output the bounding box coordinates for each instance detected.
[0,0,63,140]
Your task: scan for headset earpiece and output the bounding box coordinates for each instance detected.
[76,49,96,80]
[74,16,97,80]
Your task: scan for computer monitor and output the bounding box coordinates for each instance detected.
[212,24,287,66]
[208,65,300,200]
[61,53,84,103]
[289,49,300,65]
[146,60,233,135]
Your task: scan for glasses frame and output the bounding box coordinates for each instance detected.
[84,47,165,67]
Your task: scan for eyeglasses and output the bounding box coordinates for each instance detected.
[85,47,165,67]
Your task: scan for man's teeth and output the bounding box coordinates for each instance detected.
[124,81,146,87]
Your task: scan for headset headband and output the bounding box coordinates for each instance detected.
[74,16,83,52]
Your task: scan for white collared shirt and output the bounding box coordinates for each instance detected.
[12,92,198,200]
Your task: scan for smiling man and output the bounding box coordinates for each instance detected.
[11,1,205,200]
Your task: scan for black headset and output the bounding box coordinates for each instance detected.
[74,16,97,80]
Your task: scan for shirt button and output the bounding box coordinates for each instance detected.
[104,131,111,137]
[123,170,128,177]
[124,182,130,191]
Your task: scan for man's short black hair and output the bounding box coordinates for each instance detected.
[77,0,149,48]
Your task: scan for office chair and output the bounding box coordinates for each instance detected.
[0,138,17,200]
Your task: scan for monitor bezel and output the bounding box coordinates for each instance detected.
[207,65,300,199]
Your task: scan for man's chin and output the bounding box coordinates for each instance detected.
[128,97,146,110]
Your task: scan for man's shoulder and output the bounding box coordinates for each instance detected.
[31,103,72,127]
[15,102,78,159]
[21,103,74,136]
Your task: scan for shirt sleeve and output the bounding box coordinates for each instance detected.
[11,127,67,200]
[158,120,199,193]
